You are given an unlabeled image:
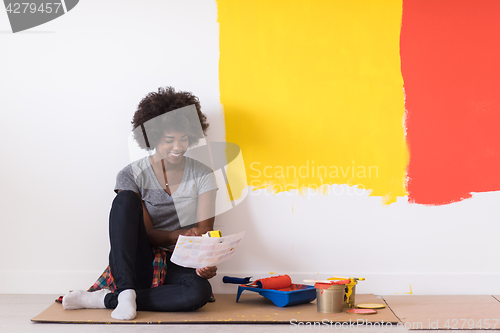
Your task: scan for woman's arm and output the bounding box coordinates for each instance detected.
[142,201,188,247]
[144,190,217,247]
[195,189,217,233]
[143,189,218,278]
[195,189,218,279]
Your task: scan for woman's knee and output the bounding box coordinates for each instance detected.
[109,190,143,230]
[111,191,142,216]
[182,276,212,311]
[113,190,141,204]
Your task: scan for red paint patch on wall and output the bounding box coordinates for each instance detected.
[402,0,500,205]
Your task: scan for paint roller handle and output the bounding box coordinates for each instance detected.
[222,276,252,285]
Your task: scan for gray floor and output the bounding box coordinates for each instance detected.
[0,294,488,333]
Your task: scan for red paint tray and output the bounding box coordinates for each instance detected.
[236,284,316,307]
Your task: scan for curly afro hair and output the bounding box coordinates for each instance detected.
[132,87,209,150]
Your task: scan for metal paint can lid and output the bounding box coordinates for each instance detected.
[356,303,386,309]
[347,308,377,315]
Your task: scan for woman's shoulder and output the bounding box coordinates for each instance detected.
[116,156,157,192]
[117,157,150,180]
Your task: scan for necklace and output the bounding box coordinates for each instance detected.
[161,158,181,188]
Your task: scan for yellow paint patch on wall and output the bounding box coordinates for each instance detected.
[218,0,408,203]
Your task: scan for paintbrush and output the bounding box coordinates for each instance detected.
[303,279,351,285]
[328,276,365,281]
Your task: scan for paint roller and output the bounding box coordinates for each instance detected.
[223,274,293,289]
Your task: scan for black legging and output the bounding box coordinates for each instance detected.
[104,190,212,312]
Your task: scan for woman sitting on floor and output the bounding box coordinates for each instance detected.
[62,87,218,320]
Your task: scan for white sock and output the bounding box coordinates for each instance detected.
[111,289,137,320]
[62,289,110,310]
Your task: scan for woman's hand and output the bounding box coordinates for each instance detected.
[181,227,202,236]
[196,266,217,279]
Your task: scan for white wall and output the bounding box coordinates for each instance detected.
[0,0,498,295]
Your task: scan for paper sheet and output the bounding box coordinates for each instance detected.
[170,231,246,268]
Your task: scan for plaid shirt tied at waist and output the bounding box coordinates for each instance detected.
[88,248,170,292]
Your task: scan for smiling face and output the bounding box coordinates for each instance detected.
[154,131,189,165]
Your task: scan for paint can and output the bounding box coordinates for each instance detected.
[315,283,345,313]
[343,281,356,309]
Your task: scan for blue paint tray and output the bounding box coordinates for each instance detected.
[236,284,316,307]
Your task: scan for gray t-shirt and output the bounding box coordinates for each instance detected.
[115,156,218,231]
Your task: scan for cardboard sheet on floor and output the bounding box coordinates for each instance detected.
[383,295,500,330]
[32,294,398,324]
